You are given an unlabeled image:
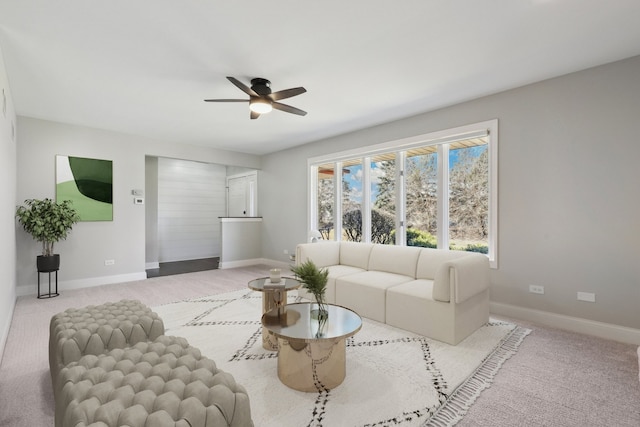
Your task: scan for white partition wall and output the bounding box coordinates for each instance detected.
[157,158,226,262]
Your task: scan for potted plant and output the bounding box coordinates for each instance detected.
[291,259,329,320]
[15,198,80,272]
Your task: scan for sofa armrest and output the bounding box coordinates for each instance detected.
[433,254,490,303]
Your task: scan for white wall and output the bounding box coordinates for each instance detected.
[0,44,17,361]
[157,157,226,262]
[259,55,640,333]
[15,117,260,295]
[6,52,639,343]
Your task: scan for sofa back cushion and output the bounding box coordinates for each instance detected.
[339,241,374,269]
[296,242,340,268]
[367,244,421,277]
[416,248,469,280]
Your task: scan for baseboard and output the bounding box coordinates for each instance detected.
[0,288,17,364]
[15,272,149,297]
[490,301,640,346]
[145,262,160,269]
[219,258,292,270]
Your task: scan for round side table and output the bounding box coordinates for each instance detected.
[248,276,301,350]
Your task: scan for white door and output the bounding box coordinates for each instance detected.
[227,176,247,216]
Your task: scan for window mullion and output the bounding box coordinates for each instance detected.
[308,164,318,234]
[334,161,343,241]
[397,151,406,246]
[437,144,450,250]
[362,157,371,243]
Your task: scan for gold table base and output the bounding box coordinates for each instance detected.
[277,337,347,392]
[261,289,286,350]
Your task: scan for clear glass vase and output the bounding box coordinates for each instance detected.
[310,294,329,337]
[311,293,328,320]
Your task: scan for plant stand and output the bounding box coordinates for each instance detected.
[37,254,60,299]
[38,269,59,299]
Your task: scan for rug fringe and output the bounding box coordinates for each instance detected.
[424,326,532,427]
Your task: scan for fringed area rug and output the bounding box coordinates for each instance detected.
[153,289,530,427]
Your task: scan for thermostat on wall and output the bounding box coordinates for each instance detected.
[134,197,144,205]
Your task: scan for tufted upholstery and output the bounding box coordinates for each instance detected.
[57,336,253,427]
[50,300,253,427]
[49,300,165,388]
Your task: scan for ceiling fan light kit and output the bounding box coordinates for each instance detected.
[249,98,273,114]
[205,76,307,119]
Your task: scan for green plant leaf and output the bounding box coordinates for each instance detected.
[290,260,329,300]
[15,198,80,256]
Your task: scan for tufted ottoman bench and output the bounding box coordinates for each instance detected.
[57,335,253,427]
[49,299,165,390]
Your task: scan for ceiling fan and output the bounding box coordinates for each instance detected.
[204,76,307,119]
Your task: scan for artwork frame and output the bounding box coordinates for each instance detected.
[56,155,113,221]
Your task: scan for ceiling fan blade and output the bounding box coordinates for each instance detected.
[272,102,307,116]
[250,110,260,120]
[203,99,248,102]
[269,87,306,101]
[227,76,258,97]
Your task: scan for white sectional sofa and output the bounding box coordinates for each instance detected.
[295,241,490,345]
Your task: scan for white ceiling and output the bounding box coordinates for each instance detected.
[1,1,640,155]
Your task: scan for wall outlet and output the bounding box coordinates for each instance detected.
[577,292,596,302]
[104,259,115,266]
[283,249,289,255]
[529,285,544,294]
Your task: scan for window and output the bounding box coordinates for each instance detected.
[447,141,489,253]
[317,163,335,240]
[308,120,498,267]
[405,146,438,248]
[371,154,396,245]
[341,159,363,242]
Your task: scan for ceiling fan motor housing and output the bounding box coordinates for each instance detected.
[251,78,272,96]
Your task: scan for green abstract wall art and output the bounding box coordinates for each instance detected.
[56,155,113,221]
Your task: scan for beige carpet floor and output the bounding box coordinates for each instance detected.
[1,265,639,426]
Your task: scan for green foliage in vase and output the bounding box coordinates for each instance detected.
[15,198,80,256]
[290,260,329,302]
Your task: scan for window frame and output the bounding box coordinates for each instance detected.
[307,119,498,268]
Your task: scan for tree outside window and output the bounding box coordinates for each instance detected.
[311,123,494,261]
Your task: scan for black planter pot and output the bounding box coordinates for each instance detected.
[37,254,60,272]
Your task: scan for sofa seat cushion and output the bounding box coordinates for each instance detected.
[297,265,365,303]
[386,279,489,345]
[58,335,253,427]
[386,279,453,342]
[388,279,435,300]
[335,271,413,323]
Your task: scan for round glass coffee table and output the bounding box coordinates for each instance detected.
[262,302,362,392]
[248,277,301,350]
